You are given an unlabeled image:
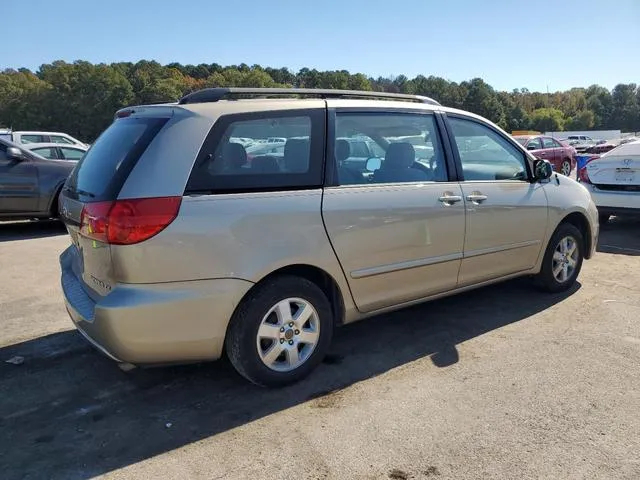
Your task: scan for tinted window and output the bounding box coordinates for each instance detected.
[449,116,527,181]
[65,117,167,201]
[60,147,85,160]
[350,141,370,157]
[542,137,557,148]
[551,139,563,148]
[51,135,75,145]
[526,138,542,150]
[21,135,45,144]
[32,147,58,159]
[186,110,324,193]
[334,112,448,185]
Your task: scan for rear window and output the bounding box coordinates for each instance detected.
[65,117,167,201]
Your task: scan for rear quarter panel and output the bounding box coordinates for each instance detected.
[109,191,358,317]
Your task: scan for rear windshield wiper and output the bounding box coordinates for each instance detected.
[64,186,96,198]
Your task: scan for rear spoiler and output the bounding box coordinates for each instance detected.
[114,103,180,120]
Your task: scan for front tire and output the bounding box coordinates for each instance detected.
[560,159,572,176]
[225,275,334,387]
[534,223,584,293]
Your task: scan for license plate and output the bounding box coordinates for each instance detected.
[615,169,636,182]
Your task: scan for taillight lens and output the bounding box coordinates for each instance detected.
[578,166,590,183]
[80,197,181,245]
[80,201,112,243]
[577,156,599,184]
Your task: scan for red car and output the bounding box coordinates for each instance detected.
[513,135,576,176]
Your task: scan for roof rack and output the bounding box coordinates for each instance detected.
[178,87,441,106]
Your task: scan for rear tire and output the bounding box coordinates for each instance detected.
[560,159,572,176]
[225,275,334,387]
[534,223,584,293]
[50,188,63,219]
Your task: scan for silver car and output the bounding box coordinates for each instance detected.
[59,88,599,387]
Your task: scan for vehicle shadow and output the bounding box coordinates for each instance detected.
[0,220,66,243]
[0,278,579,480]
[597,216,640,256]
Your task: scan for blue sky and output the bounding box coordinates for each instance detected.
[4,0,639,93]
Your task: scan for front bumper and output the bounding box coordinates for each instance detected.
[60,246,254,365]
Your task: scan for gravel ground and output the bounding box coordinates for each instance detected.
[0,218,639,480]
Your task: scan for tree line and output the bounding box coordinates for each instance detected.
[1,60,639,142]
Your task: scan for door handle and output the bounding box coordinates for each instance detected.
[466,193,488,203]
[438,194,462,205]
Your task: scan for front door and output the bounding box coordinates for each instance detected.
[0,143,38,214]
[322,108,466,313]
[446,115,548,286]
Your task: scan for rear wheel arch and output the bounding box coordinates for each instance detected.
[560,212,593,259]
[223,264,346,352]
[251,264,346,326]
[48,182,66,217]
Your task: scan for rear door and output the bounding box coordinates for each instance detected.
[322,106,465,313]
[59,146,85,161]
[541,136,559,168]
[445,114,548,286]
[0,142,39,214]
[59,115,169,300]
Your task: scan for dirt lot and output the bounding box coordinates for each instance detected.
[1,219,639,480]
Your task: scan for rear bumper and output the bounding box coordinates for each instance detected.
[584,183,640,214]
[60,246,254,365]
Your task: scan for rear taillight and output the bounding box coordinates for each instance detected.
[80,197,181,245]
[577,156,599,184]
[578,166,591,183]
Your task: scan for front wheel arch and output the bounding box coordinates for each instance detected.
[560,212,593,259]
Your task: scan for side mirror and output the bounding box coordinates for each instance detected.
[526,144,538,151]
[533,159,553,180]
[365,157,382,172]
[6,147,24,161]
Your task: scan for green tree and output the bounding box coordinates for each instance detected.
[461,78,506,127]
[565,110,595,130]
[530,108,566,132]
[38,61,134,141]
[610,83,639,131]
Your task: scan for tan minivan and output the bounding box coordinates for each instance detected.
[59,88,599,386]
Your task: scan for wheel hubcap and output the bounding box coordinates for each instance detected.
[561,161,571,176]
[552,236,578,283]
[256,297,320,372]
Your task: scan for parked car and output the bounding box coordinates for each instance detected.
[578,140,640,224]
[58,87,599,387]
[0,138,76,220]
[565,135,596,153]
[1,129,89,148]
[23,142,87,161]
[584,142,616,155]
[513,135,576,176]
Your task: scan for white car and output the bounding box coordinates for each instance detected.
[23,142,88,161]
[579,140,640,223]
[2,130,89,148]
